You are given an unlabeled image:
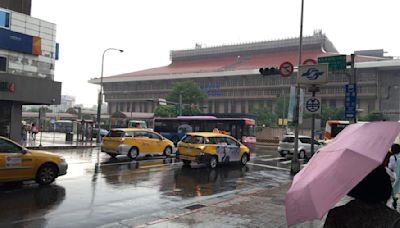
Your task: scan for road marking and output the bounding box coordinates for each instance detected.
[100,161,138,166]
[255,155,272,158]
[247,162,290,171]
[280,160,292,165]
[260,157,285,162]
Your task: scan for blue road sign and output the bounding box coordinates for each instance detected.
[345,84,357,118]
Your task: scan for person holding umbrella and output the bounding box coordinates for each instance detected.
[323,164,400,227]
[285,121,400,226]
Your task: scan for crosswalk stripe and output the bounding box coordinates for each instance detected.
[260,157,286,162]
[247,162,290,171]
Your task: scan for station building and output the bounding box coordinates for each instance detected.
[0,0,61,141]
[89,31,400,121]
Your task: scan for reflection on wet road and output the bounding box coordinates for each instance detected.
[0,145,292,228]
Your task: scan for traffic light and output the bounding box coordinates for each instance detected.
[259,67,279,76]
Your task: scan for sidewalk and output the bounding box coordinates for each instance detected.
[138,183,325,228]
[23,132,97,150]
[101,176,327,228]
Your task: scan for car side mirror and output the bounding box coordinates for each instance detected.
[21,149,28,154]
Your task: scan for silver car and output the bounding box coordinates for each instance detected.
[277,135,322,159]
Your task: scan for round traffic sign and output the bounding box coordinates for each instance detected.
[279,61,294,77]
[303,59,317,65]
[305,97,320,113]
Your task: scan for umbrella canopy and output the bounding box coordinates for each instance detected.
[285,121,400,226]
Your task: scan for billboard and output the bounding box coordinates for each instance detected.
[0,28,41,55]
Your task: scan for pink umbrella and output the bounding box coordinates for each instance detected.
[285,121,400,226]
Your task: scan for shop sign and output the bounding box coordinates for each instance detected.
[0,81,16,92]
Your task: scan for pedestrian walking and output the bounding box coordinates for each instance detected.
[390,144,400,210]
[31,123,39,141]
[323,165,400,228]
[21,124,27,146]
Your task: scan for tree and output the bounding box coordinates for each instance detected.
[359,111,386,121]
[166,80,208,115]
[254,107,278,127]
[154,105,177,117]
[321,105,344,127]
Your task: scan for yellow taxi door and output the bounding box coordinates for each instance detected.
[133,131,151,154]
[103,130,126,152]
[145,132,164,154]
[0,139,34,181]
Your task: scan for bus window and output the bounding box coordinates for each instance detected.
[127,120,147,128]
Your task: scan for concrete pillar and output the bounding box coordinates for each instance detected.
[0,101,22,142]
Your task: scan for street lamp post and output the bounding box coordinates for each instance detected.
[95,48,123,170]
[290,0,305,175]
[96,48,124,143]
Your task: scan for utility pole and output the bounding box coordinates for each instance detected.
[290,0,304,175]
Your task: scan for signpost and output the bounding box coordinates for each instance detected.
[297,64,329,85]
[345,84,357,119]
[279,61,294,77]
[318,55,347,71]
[305,97,321,114]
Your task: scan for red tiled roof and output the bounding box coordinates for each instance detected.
[110,49,387,79]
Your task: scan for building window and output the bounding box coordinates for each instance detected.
[0,56,6,72]
[0,10,10,28]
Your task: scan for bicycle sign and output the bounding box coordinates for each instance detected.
[305,97,321,114]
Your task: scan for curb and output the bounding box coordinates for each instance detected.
[26,145,97,150]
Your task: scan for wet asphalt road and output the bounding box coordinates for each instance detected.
[0,145,298,228]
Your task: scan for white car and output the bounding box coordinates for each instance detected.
[277,135,322,159]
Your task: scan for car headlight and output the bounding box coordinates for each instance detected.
[60,156,66,163]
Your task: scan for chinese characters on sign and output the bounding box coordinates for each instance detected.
[345,84,357,118]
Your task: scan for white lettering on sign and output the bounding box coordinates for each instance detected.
[6,156,22,168]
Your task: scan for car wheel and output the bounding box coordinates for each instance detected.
[182,159,191,167]
[240,153,249,166]
[209,156,218,169]
[128,147,138,159]
[106,153,117,158]
[36,164,58,185]
[299,150,306,159]
[163,146,173,157]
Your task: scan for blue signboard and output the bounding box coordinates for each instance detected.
[0,28,34,54]
[345,84,357,118]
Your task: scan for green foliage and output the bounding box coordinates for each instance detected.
[167,80,208,104]
[154,105,177,117]
[275,97,288,119]
[321,105,345,127]
[359,111,386,121]
[254,107,278,127]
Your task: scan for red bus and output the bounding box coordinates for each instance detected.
[153,116,256,149]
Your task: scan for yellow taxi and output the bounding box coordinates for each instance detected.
[101,128,174,159]
[0,136,68,185]
[177,132,250,168]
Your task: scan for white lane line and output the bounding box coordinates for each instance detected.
[260,157,285,162]
[247,162,290,171]
[255,155,273,158]
[280,160,292,165]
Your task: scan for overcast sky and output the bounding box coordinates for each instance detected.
[31,0,400,107]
